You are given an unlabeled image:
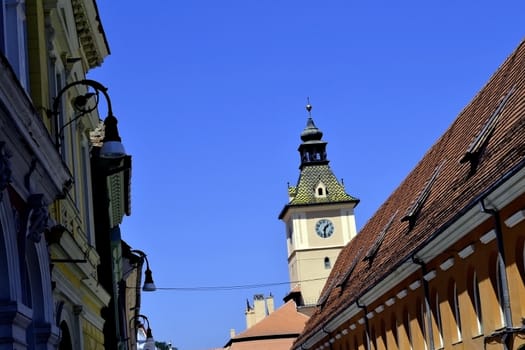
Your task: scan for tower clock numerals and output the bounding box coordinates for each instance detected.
[315,219,334,238]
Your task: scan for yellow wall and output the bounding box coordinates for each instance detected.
[313,193,525,350]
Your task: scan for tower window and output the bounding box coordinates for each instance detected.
[324,257,331,269]
[315,182,327,198]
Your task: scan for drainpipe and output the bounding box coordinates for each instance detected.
[412,256,435,350]
[480,199,513,349]
[356,300,370,350]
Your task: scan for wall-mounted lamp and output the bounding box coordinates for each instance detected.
[131,249,157,292]
[130,314,156,350]
[50,79,126,159]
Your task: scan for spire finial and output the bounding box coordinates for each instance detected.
[306,97,312,116]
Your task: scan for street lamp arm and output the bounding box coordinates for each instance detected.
[50,79,125,159]
[52,79,113,118]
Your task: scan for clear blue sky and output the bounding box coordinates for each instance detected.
[88,2,525,349]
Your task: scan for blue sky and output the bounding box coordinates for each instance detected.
[88,2,525,349]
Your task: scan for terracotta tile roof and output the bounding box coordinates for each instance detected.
[233,300,309,340]
[296,37,525,344]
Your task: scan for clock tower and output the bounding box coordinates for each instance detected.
[279,103,359,306]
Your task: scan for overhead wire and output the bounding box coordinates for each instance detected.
[126,277,328,292]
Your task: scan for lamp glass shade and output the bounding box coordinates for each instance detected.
[100,141,126,159]
[143,269,157,291]
[143,338,156,350]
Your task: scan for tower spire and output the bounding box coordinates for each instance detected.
[298,100,328,169]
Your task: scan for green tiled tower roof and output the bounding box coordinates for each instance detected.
[279,105,359,219]
[288,164,358,205]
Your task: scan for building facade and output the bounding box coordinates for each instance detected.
[0,1,142,349]
[293,39,525,350]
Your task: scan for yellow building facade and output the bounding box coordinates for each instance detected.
[0,0,133,349]
[294,39,525,350]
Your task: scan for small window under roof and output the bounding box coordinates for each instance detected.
[364,211,398,263]
[336,248,364,291]
[460,86,515,173]
[317,270,340,308]
[401,163,443,230]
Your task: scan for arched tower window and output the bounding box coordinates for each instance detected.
[315,182,327,198]
[324,257,331,269]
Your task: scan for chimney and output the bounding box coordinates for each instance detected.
[245,299,255,328]
[266,294,275,314]
[253,294,266,324]
[230,329,236,338]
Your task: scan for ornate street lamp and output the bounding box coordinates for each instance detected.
[50,79,126,158]
[130,314,156,350]
[131,249,157,292]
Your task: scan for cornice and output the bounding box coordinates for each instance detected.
[71,0,109,68]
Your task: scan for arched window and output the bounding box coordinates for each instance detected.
[415,298,428,350]
[324,257,331,269]
[495,257,506,327]
[390,314,399,350]
[432,292,444,349]
[489,254,505,329]
[468,271,483,335]
[450,282,462,342]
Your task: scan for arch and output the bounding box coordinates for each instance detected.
[447,279,462,342]
[466,267,483,336]
[0,192,22,299]
[415,297,427,349]
[58,321,73,350]
[402,308,413,350]
[324,257,331,269]
[430,290,443,349]
[488,253,505,328]
[390,313,399,350]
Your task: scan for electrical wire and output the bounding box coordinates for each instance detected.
[126,277,328,292]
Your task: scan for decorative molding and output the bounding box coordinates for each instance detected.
[357,318,365,325]
[480,229,497,244]
[396,289,408,299]
[366,311,375,319]
[458,244,475,259]
[409,280,421,291]
[439,257,455,271]
[424,270,437,281]
[374,305,385,314]
[0,142,12,199]
[349,323,356,330]
[25,194,50,243]
[504,209,525,228]
[385,297,396,306]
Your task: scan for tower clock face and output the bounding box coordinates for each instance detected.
[315,219,334,238]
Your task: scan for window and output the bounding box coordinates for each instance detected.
[324,257,331,269]
[468,271,483,335]
[403,309,413,350]
[451,282,462,342]
[0,0,29,89]
[495,257,506,328]
[315,182,327,198]
[432,292,444,349]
